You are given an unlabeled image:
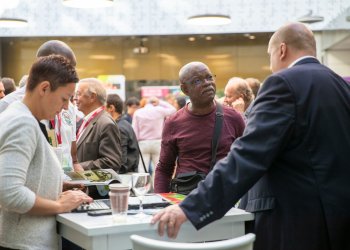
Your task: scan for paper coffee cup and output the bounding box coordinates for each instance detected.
[109,184,129,223]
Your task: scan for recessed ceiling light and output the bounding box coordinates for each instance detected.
[0,18,28,28]
[89,55,115,60]
[133,39,149,54]
[205,36,212,41]
[133,46,149,54]
[188,37,196,42]
[62,0,113,8]
[187,14,231,26]
[205,54,231,59]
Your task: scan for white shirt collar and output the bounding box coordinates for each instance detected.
[288,56,317,68]
[84,106,103,121]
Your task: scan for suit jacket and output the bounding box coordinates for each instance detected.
[77,110,122,172]
[180,58,350,250]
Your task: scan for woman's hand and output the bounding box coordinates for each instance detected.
[28,191,93,215]
[57,190,93,213]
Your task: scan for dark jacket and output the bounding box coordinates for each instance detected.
[116,118,139,173]
[180,58,350,250]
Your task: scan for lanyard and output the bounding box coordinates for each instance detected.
[76,106,104,140]
[50,113,62,145]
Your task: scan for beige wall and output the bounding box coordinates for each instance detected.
[1,35,271,92]
[325,50,350,77]
[316,31,350,78]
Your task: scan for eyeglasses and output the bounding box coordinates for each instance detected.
[185,74,216,86]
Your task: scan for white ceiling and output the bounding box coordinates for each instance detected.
[0,0,349,37]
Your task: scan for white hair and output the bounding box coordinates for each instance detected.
[79,78,107,105]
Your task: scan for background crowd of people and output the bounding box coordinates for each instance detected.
[0,37,257,250]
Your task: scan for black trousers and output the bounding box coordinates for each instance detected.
[62,238,84,250]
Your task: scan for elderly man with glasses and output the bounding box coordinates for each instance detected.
[154,61,245,194]
[74,78,122,199]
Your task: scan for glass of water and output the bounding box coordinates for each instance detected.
[131,173,151,218]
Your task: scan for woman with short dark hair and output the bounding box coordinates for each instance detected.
[0,55,92,250]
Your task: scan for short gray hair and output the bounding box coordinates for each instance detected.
[79,78,107,105]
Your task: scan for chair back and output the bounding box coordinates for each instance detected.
[130,233,255,250]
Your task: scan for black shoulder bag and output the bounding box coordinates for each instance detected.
[169,103,223,195]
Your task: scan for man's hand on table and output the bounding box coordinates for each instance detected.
[151,204,188,239]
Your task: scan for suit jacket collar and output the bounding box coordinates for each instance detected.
[291,56,319,67]
[77,110,105,148]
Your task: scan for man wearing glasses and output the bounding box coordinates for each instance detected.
[74,78,122,199]
[154,61,245,193]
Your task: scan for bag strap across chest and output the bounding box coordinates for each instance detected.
[210,102,224,171]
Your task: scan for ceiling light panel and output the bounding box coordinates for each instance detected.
[187,15,231,26]
[0,18,28,28]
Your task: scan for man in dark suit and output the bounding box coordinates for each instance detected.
[152,22,350,250]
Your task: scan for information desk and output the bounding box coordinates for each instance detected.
[57,208,254,250]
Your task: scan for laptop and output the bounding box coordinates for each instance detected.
[74,194,171,212]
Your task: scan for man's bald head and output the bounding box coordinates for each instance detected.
[268,22,316,73]
[178,61,216,110]
[270,22,316,56]
[36,40,76,67]
[179,62,210,84]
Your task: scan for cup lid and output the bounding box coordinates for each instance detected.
[109,183,129,190]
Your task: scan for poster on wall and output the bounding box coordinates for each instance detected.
[97,75,126,101]
[141,86,182,98]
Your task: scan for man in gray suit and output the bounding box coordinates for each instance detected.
[74,78,122,198]
[152,22,350,250]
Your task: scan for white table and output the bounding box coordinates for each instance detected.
[57,208,254,250]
